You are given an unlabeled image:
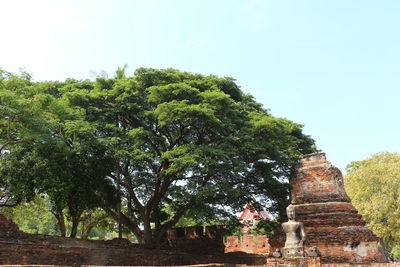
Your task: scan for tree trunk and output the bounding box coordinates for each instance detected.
[103,207,144,243]
[81,224,94,239]
[143,218,153,245]
[152,207,163,248]
[54,210,66,237]
[70,217,80,238]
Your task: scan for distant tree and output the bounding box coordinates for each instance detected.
[79,208,114,239]
[345,152,400,255]
[0,137,116,237]
[0,195,60,235]
[0,196,116,239]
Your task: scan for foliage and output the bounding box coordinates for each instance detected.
[221,218,243,236]
[1,196,60,235]
[392,246,400,260]
[0,195,116,239]
[250,218,280,236]
[0,69,54,206]
[172,204,243,236]
[0,71,117,236]
[345,152,400,250]
[0,137,117,237]
[0,67,316,245]
[80,209,115,239]
[60,67,316,245]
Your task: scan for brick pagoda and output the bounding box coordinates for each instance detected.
[269,152,388,263]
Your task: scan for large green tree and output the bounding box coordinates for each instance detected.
[1,68,316,245]
[60,68,316,245]
[345,152,400,255]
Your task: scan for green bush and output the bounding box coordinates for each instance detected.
[391,246,400,260]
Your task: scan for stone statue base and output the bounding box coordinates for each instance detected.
[282,246,304,258]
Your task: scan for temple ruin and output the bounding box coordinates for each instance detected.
[0,152,394,266]
[269,152,388,263]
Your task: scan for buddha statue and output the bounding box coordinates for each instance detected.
[281,204,306,257]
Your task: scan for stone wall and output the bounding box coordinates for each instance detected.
[225,235,270,254]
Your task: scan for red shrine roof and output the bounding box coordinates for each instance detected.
[239,203,260,220]
[239,203,270,221]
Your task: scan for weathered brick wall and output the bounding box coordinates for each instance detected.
[225,235,270,254]
[267,256,321,267]
[163,225,224,254]
[322,264,400,267]
[269,153,388,264]
[267,258,400,267]
[0,215,266,266]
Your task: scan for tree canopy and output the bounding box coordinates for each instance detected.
[0,67,316,245]
[345,152,400,258]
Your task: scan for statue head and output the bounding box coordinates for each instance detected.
[287,204,295,220]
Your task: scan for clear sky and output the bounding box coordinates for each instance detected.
[1,0,399,172]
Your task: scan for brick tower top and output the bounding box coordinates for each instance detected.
[300,152,326,163]
[291,152,350,204]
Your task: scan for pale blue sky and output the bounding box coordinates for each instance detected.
[1,0,399,172]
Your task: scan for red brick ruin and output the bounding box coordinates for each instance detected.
[225,235,270,255]
[0,152,393,266]
[224,203,270,255]
[269,152,388,263]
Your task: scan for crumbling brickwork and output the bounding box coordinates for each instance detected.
[0,215,265,266]
[224,235,270,254]
[267,256,321,267]
[163,225,225,254]
[269,153,388,264]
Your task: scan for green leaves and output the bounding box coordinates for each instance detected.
[345,152,400,250]
[0,67,316,244]
[147,83,201,104]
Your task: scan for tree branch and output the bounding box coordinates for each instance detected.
[103,206,143,241]
[0,139,35,153]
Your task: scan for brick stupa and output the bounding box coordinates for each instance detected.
[269,152,387,263]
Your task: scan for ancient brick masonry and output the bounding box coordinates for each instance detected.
[269,153,388,264]
[162,225,225,254]
[267,256,321,267]
[0,216,266,266]
[0,217,227,266]
[225,235,270,255]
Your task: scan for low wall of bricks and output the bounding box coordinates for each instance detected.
[267,258,400,267]
[225,235,270,254]
[0,215,267,266]
[163,225,225,254]
[267,257,321,267]
[322,264,400,267]
[0,266,256,267]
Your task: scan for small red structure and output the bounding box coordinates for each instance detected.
[239,203,269,234]
[224,203,271,254]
